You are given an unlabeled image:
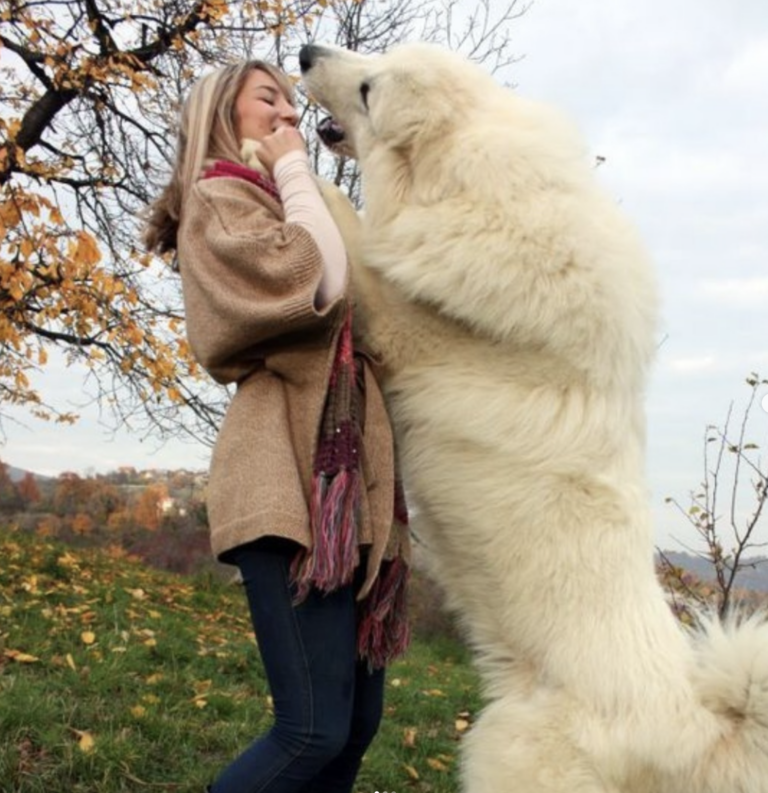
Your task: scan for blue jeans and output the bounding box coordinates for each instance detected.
[210,538,386,793]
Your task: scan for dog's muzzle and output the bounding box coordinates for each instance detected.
[299,44,328,73]
[317,116,346,148]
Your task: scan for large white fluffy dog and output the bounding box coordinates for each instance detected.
[299,43,768,793]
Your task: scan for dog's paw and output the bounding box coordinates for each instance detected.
[240,138,270,175]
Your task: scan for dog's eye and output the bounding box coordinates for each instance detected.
[360,81,370,109]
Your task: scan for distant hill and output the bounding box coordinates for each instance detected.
[5,464,54,483]
[659,549,768,593]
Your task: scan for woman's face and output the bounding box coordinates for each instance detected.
[234,69,298,143]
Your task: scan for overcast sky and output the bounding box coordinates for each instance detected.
[2,0,766,551]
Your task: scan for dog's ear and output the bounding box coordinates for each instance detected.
[367,71,455,150]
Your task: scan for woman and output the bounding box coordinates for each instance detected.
[143,59,410,793]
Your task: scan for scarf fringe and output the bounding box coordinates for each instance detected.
[291,469,361,601]
[286,302,411,669]
[357,555,411,670]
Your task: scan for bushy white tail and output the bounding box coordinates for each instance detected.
[685,613,768,792]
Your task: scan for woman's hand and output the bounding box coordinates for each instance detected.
[249,127,307,175]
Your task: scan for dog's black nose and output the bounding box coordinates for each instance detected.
[299,44,319,73]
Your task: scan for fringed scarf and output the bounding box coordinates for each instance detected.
[203,159,410,669]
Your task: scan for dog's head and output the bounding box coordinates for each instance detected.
[300,43,498,162]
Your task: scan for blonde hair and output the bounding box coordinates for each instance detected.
[142,60,295,256]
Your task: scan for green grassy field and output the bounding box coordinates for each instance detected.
[0,526,480,793]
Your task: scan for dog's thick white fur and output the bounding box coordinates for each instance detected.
[301,43,768,793]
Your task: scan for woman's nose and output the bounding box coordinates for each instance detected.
[282,104,299,127]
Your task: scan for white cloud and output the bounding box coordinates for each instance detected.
[664,356,718,375]
[697,277,768,306]
[720,37,768,93]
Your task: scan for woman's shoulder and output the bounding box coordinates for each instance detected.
[191,171,279,208]
[183,172,283,235]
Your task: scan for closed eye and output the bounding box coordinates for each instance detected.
[360,81,370,109]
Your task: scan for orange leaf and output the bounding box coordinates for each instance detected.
[4,650,40,664]
[74,231,101,266]
[426,757,449,772]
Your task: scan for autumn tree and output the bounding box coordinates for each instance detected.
[16,470,40,505]
[1,0,527,448]
[131,481,169,531]
[35,512,61,537]
[51,469,125,522]
[70,511,94,535]
[0,457,22,512]
[51,471,90,515]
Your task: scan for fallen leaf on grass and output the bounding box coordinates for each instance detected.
[426,757,450,772]
[403,764,420,780]
[57,552,79,567]
[81,631,96,645]
[455,718,470,732]
[72,729,95,753]
[403,727,417,748]
[4,649,40,663]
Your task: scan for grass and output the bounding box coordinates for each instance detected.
[0,525,481,793]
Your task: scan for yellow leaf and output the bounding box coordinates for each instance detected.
[403,727,417,748]
[403,764,420,780]
[130,705,146,718]
[426,757,449,772]
[75,730,95,753]
[66,653,77,671]
[455,718,470,732]
[5,650,40,664]
[81,631,96,645]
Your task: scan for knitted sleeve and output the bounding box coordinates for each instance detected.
[273,151,348,309]
[178,177,345,383]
